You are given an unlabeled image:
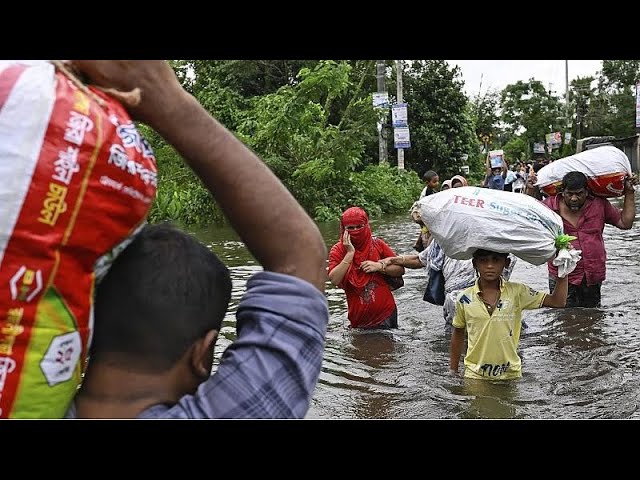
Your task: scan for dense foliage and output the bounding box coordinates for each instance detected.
[143,60,638,226]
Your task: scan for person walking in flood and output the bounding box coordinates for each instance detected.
[449,249,568,380]
[328,207,405,329]
[383,175,517,333]
[528,170,638,308]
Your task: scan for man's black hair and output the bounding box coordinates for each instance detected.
[91,223,232,372]
[422,170,438,182]
[473,249,509,259]
[562,171,588,191]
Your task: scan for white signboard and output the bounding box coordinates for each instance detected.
[373,92,389,109]
[391,103,408,127]
[394,127,411,149]
[533,142,545,154]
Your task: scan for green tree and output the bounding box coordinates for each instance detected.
[589,60,639,137]
[502,136,529,163]
[402,60,478,179]
[500,79,565,154]
[469,89,501,140]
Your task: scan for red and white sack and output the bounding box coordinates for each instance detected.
[0,61,157,418]
[417,186,564,265]
[535,145,631,197]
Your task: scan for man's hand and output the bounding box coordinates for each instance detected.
[624,173,639,193]
[67,60,186,127]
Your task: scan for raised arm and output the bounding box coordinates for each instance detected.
[328,231,354,286]
[70,61,327,292]
[542,274,568,308]
[618,174,638,229]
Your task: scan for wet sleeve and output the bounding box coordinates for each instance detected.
[602,196,622,227]
[418,248,430,267]
[170,271,329,419]
[328,243,343,271]
[452,293,467,329]
[516,282,546,310]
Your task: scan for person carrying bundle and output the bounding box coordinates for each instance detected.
[530,170,638,308]
[415,186,580,379]
[449,248,568,380]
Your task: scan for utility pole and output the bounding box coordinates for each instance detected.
[396,60,404,170]
[376,60,388,164]
[565,60,569,107]
[565,60,570,125]
[565,60,571,151]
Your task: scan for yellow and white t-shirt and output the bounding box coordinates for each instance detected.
[452,279,546,380]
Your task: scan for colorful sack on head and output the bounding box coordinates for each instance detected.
[0,61,157,418]
[535,146,631,197]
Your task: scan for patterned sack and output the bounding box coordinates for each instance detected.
[0,61,157,418]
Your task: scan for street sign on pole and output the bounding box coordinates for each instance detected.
[393,127,411,149]
[392,103,408,127]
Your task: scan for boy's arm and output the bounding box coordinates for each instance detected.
[542,275,568,308]
[449,327,465,376]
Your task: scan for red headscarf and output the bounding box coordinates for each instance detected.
[336,207,380,288]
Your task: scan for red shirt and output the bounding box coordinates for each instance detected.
[328,238,397,328]
[543,194,622,285]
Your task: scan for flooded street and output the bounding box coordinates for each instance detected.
[192,196,640,419]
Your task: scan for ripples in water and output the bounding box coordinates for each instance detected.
[194,199,640,419]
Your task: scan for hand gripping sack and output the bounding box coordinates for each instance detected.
[535,146,632,197]
[0,61,157,418]
[417,187,568,266]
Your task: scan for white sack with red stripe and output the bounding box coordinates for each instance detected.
[535,145,632,197]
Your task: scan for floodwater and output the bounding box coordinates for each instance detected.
[192,196,640,419]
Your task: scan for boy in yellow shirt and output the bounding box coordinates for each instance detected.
[450,249,568,380]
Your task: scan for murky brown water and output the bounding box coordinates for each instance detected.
[191,196,640,419]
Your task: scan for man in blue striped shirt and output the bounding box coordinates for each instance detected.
[64,61,329,419]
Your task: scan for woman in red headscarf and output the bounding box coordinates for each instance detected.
[328,207,405,329]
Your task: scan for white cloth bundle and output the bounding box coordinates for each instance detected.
[552,247,582,278]
[417,186,566,265]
